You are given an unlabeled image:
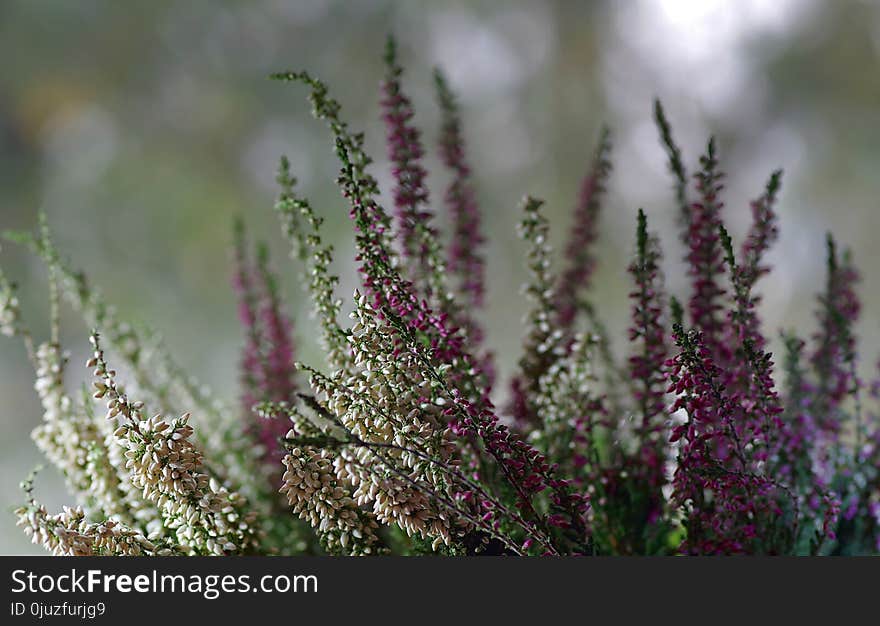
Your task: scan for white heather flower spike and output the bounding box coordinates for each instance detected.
[18,230,267,511]
[15,498,184,556]
[29,342,146,528]
[0,269,23,338]
[88,332,261,555]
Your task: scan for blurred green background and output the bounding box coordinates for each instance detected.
[2,0,879,553]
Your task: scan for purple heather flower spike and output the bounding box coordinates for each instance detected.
[434,69,486,311]
[255,243,298,401]
[253,245,298,463]
[434,68,495,392]
[627,209,668,487]
[232,223,297,466]
[556,127,612,330]
[739,170,782,296]
[712,173,786,463]
[232,219,263,432]
[715,170,783,380]
[381,36,438,298]
[654,99,689,233]
[685,137,727,362]
[809,234,861,436]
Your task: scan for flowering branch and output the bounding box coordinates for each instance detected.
[556,127,612,330]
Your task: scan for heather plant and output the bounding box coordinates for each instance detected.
[4,39,879,556]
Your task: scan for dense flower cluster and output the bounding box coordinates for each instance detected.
[16,503,182,556]
[280,444,383,556]
[4,40,879,555]
[90,332,261,555]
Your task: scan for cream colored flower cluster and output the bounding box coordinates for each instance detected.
[274,164,483,552]
[260,400,383,554]
[280,446,381,555]
[32,343,86,489]
[300,291,464,550]
[30,342,148,527]
[15,502,183,556]
[14,326,264,557]
[5,230,281,556]
[0,269,21,338]
[113,414,258,555]
[35,237,263,506]
[91,333,260,555]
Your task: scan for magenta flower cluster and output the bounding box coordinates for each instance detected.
[232,222,297,466]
